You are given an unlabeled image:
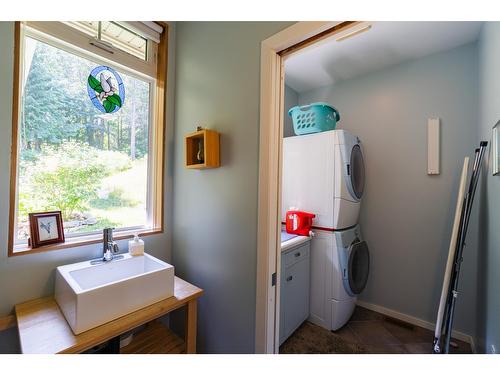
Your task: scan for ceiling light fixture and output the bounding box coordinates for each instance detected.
[336,24,372,42]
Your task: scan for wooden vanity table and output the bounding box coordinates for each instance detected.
[15,276,203,354]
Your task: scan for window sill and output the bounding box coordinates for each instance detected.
[9,228,163,257]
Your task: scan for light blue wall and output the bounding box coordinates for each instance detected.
[477,22,500,354]
[171,22,293,353]
[296,43,479,336]
[0,22,177,352]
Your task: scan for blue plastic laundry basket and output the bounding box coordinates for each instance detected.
[288,102,340,135]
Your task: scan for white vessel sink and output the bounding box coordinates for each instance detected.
[55,253,174,334]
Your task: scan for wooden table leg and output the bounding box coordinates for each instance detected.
[185,300,197,353]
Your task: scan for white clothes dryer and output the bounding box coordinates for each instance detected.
[282,130,365,230]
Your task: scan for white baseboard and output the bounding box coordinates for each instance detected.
[356,300,476,353]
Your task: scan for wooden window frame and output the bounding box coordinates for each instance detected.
[7,21,168,257]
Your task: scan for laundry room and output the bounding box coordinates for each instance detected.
[278,22,483,354]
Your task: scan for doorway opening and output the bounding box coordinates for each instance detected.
[257,21,481,354]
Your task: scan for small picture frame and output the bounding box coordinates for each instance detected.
[29,211,65,248]
[493,121,500,176]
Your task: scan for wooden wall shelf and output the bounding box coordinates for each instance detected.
[185,129,220,169]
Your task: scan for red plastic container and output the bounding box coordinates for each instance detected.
[285,210,316,236]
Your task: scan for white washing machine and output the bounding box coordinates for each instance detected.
[282,129,368,331]
[308,225,370,331]
[281,130,365,230]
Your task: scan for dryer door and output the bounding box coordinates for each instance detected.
[347,240,370,295]
[348,144,365,200]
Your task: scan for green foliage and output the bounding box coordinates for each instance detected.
[90,188,139,209]
[98,150,132,172]
[35,165,104,218]
[19,148,39,162]
[18,190,41,219]
[18,142,132,220]
[87,75,103,93]
[16,38,151,238]
[107,94,122,108]
[73,217,119,233]
[21,38,149,158]
[103,99,114,113]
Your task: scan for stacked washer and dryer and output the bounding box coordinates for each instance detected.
[282,129,370,331]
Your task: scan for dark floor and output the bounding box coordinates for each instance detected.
[279,306,472,354]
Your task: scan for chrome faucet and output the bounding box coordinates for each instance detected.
[89,228,123,265]
[102,227,120,262]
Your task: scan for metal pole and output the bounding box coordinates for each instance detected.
[442,142,487,353]
[441,150,477,352]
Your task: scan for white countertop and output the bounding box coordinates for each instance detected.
[281,234,311,252]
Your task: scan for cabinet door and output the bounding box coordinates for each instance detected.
[282,258,310,340]
[282,243,310,268]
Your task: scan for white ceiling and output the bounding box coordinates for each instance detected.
[285,21,483,93]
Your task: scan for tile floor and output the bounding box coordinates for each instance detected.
[280,306,472,354]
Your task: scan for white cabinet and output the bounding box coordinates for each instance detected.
[279,241,311,345]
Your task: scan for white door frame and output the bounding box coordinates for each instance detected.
[254,21,349,354]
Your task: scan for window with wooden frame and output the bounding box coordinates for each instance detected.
[8,21,167,256]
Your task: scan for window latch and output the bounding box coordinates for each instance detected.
[89,38,115,54]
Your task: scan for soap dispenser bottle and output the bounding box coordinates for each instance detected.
[128,233,144,256]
